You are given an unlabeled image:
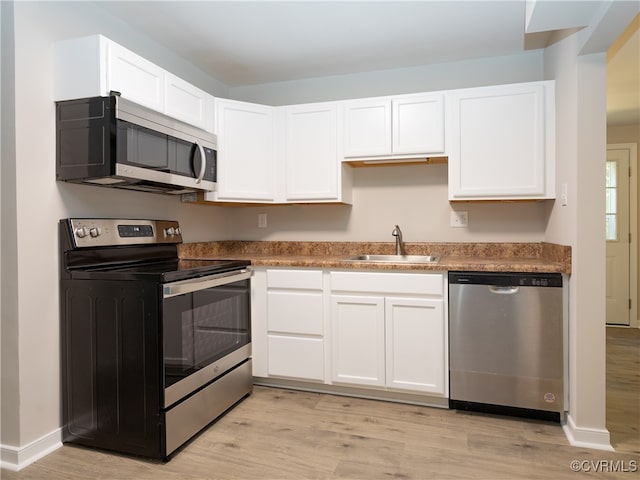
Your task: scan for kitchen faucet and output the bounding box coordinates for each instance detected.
[391,225,406,255]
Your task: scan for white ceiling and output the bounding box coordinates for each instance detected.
[93,0,638,124]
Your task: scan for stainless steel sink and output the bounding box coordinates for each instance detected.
[344,254,441,264]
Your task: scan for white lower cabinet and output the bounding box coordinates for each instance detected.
[385,297,445,394]
[265,269,326,381]
[330,271,447,396]
[330,294,445,394]
[255,268,447,399]
[331,295,386,386]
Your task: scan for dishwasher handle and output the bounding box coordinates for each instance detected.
[488,285,520,295]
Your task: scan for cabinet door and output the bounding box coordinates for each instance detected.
[393,95,445,155]
[343,100,392,157]
[448,83,551,200]
[164,73,209,130]
[215,99,276,201]
[385,297,445,394]
[107,41,165,112]
[331,295,385,386]
[284,103,340,201]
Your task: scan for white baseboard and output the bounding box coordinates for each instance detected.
[0,428,62,471]
[563,414,614,451]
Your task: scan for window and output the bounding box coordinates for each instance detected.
[606,160,618,241]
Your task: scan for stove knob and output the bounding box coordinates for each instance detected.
[165,227,175,236]
[75,227,88,238]
[89,227,101,238]
[174,227,181,236]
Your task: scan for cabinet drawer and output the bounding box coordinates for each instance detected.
[267,291,323,335]
[267,335,324,381]
[331,271,443,296]
[267,269,323,290]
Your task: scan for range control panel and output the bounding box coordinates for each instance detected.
[67,219,182,248]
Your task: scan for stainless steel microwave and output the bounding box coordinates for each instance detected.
[56,94,216,195]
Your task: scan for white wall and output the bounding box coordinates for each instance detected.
[544,31,610,447]
[1,0,233,462]
[229,51,544,106]
[226,164,550,242]
[1,0,20,451]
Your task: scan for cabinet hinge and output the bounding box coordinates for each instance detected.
[630,298,632,310]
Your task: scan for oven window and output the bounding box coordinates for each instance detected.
[163,279,250,388]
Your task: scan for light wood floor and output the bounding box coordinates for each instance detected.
[607,326,640,455]
[3,328,638,480]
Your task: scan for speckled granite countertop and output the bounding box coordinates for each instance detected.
[178,241,571,274]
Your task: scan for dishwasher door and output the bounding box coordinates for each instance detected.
[449,272,564,419]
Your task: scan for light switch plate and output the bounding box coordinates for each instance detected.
[450,211,468,228]
[258,213,267,228]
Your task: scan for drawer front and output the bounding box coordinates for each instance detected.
[267,269,323,290]
[331,271,443,296]
[267,335,324,381]
[267,291,324,335]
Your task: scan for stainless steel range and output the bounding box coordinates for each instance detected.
[59,218,253,459]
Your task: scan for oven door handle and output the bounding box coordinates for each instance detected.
[163,268,252,298]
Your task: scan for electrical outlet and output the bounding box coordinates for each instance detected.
[258,213,267,228]
[450,211,468,228]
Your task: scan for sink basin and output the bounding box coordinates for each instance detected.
[344,254,441,264]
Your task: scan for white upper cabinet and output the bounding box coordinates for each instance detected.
[343,93,445,159]
[54,35,215,133]
[282,102,352,203]
[164,72,215,133]
[447,81,555,200]
[343,100,392,157]
[393,96,445,155]
[207,99,276,202]
[107,40,165,112]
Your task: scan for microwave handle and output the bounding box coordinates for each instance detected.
[194,140,206,184]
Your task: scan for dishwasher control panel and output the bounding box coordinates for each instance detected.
[449,272,562,287]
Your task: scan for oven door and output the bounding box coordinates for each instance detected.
[162,268,252,408]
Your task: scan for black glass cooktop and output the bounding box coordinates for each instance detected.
[69,258,251,282]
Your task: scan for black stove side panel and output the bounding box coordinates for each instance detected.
[60,278,165,458]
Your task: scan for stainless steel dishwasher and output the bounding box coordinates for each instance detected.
[449,271,564,422]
